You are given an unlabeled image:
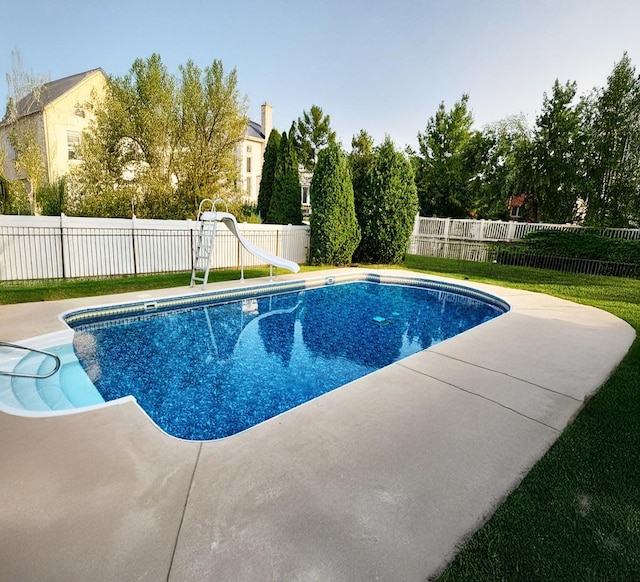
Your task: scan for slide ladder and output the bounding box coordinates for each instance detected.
[190,198,300,289]
[190,199,220,288]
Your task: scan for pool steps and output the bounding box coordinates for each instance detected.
[0,343,104,413]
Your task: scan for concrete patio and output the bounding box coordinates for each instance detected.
[0,269,635,581]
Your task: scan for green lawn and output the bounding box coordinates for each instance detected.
[0,267,329,305]
[2,258,639,578]
[403,255,640,580]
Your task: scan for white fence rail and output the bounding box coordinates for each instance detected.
[412,216,640,242]
[0,215,310,281]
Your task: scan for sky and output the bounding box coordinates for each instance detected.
[3,0,640,150]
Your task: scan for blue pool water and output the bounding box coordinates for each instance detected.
[71,281,505,440]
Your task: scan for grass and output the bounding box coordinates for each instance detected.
[403,255,640,580]
[3,258,639,578]
[0,266,331,305]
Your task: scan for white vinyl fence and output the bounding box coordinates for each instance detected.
[408,216,640,278]
[0,214,310,281]
[411,216,640,244]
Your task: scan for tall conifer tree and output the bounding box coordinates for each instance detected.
[257,130,280,221]
[355,137,418,264]
[309,142,360,265]
[268,124,303,225]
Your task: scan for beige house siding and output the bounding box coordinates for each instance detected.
[237,103,272,205]
[41,71,106,182]
[0,69,107,185]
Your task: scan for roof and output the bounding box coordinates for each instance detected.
[508,194,527,208]
[14,68,105,118]
[245,120,264,140]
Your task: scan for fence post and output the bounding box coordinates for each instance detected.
[507,221,517,241]
[60,213,67,279]
[131,213,138,275]
[443,218,451,240]
[412,214,421,238]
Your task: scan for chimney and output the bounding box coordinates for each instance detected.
[261,102,272,141]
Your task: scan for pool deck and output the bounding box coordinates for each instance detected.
[0,268,635,581]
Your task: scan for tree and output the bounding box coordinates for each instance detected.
[73,54,247,219]
[584,53,640,227]
[529,80,584,223]
[349,129,375,222]
[3,50,49,215]
[493,116,536,204]
[267,124,303,225]
[309,142,360,265]
[294,105,336,171]
[174,59,248,204]
[415,94,475,217]
[355,137,419,263]
[256,129,280,221]
[74,54,178,217]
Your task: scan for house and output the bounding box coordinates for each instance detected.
[236,102,272,205]
[0,69,280,210]
[0,69,108,186]
[508,194,527,221]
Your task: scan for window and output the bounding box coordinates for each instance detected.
[246,156,252,173]
[246,177,252,196]
[246,145,252,153]
[301,185,310,205]
[67,131,81,160]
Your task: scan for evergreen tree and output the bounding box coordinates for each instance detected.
[294,105,337,171]
[355,137,419,264]
[349,129,375,225]
[256,130,280,221]
[268,124,303,225]
[309,142,360,265]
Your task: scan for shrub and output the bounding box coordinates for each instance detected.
[309,143,360,265]
[503,230,640,265]
[355,137,419,263]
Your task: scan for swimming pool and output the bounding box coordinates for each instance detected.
[66,274,508,440]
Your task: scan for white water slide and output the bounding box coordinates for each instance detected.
[190,199,300,288]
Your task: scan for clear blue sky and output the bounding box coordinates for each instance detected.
[3,0,640,149]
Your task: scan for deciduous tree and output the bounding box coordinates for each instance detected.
[73,54,247,219]
[531,80,584,223]
[3,50,49,215]
[584,53,640,227]
[415,94,474,217]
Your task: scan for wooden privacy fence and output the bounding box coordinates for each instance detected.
[0,215,310,281]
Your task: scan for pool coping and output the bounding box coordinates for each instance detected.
[0,267,635,580]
